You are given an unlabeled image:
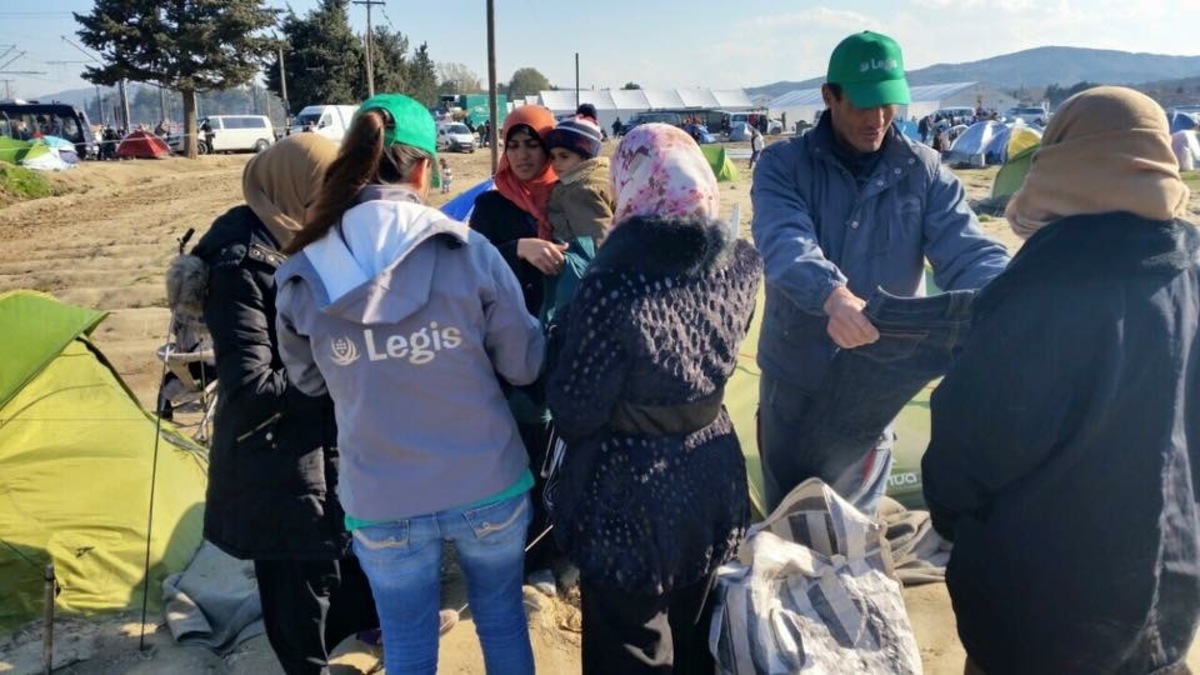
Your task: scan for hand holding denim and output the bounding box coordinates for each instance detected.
[760,289,974,514]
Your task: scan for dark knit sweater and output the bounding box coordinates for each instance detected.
[546,215,762,593]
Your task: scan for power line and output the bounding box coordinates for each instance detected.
[351,0,384,97]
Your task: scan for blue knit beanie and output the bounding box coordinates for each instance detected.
[546,115,603,160]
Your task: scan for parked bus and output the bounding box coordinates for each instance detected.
[0,100,100,159]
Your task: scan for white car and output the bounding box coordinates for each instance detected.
[1004,106,1049,126]
[437,122,476,153]
[726,112,784,135]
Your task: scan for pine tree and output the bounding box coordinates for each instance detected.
[366,26,410,99]
[75,0,278,158]
[264,0,362,116]
[405,43,438,108]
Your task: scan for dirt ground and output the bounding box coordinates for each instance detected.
[2,139,1200,674]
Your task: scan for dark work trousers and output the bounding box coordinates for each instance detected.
[253,556,380,675]
[759,288,975,513]
[580,577,716,675]
[518,419,558,574]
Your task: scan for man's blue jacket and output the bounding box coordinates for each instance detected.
[751,113,1010,390]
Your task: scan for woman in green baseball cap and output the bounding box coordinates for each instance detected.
[277,92,543,674]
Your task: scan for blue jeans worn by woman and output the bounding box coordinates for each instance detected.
[351,492,535,675]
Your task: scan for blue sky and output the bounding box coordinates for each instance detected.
[1,0,1196,100]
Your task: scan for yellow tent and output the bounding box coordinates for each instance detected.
[0,290,208,631]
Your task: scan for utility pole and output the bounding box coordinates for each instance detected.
[575,52,580,109]
[0,80,11,99]
[278,43,289,124]
[486,0,498,174]
[118,79,131,130]
[159,84,167,123]
[352,0,384,97]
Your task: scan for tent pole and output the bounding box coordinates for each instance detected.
[42,564,54,675]
[139,228,193,651]
[138,316,168,651]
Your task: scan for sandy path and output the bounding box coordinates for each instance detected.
[0,156,250,409]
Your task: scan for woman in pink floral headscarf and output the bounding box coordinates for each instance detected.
[546,123,763,674]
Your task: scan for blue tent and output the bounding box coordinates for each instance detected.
[1169,111,1198,134]
[947,120,1006,167]
[894,119,919,141]
[982,123,1041,165]
[440,178,494,222]
[685,123,718,144]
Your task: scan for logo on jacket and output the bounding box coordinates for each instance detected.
[330,336,360,366]
[327,321,464,367]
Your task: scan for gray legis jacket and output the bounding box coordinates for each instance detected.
[275,186,545,522]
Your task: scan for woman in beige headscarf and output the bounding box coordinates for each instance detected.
[923,86,1200,675]
[187,135,385,674]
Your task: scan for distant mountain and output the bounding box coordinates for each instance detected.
[13,86,114,107]
[747,46,1200,100]
[1136,75,1200,109]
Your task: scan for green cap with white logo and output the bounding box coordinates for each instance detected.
[826,31,911,108]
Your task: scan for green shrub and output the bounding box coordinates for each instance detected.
[0,162,55,204]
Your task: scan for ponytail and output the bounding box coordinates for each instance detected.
[285,110,435,254]
[286,111,383,254]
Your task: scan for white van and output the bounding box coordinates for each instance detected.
[291,105,359,144]
[437,122,476,153]
[173,115,275,154]
[725,112,784,135]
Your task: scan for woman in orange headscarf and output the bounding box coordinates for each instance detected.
[471,105,567,312]
[469,105,569,594]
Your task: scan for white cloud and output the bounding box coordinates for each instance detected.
[910,0,1036,10]
[736,8,875,31]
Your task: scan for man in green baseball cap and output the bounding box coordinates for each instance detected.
[822,30,912,154]
[749,30,1010,517]
[826,31,911,110]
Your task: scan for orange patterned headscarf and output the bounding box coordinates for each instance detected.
[494,105,558,239]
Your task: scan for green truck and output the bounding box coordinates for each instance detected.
[461,94,508,126]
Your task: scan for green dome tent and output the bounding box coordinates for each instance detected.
[700,145,740,182]
[991,126,1042,200]
[0,291,208,631]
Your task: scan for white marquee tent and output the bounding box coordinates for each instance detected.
[534,88,754,131]
[767,82,1018,131]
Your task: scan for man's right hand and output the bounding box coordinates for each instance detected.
[823,286,880,349]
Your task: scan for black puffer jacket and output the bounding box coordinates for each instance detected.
[924,214,1200,674]
[192,205,347,560]
[469,190,545,315]
[546,216,762,594]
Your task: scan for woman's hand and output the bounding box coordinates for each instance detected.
[517,238,569,275]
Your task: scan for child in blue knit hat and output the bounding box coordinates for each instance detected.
[545,115,614,245]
